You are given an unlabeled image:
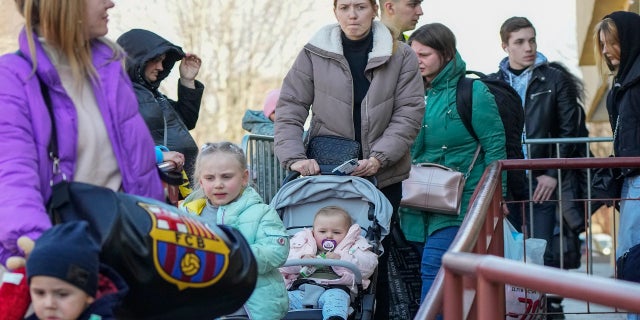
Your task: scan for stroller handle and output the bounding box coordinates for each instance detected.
[281,164,335,185]
[281,165,377,186]
[283,258,363,284]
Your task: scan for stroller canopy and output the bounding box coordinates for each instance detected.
[270,175,392,237]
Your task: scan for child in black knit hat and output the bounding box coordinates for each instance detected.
[25,221,127,320]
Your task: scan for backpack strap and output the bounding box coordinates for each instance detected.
[455,76,479,141]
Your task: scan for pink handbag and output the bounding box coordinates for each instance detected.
[401,145,481,215]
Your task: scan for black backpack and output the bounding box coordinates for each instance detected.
[456,70,526,200]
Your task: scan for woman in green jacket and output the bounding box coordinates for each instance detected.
[401,23,506,302]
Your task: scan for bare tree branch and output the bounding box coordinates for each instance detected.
[169,0,318,143]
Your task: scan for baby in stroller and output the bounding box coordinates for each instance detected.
[270,174,392,320]
[280,206,378,320]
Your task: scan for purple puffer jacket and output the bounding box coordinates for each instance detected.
[0,29,164,265]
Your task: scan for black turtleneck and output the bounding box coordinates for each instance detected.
[341,30,373,147]
[508,66,527,76]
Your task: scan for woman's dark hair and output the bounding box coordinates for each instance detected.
[407,23,456,62]
[407,22,456,84]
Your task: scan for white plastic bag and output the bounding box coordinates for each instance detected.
[503,218,547,319]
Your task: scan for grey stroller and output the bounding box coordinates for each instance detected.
[270,175,392,320]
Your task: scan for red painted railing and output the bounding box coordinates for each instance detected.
[415,156,640,319]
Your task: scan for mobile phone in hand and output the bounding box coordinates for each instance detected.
[332,158,359,175]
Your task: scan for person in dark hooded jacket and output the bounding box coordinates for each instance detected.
[117,29,204,178]
[595,13,640,314]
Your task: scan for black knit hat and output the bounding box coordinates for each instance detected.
[26,221,100,297]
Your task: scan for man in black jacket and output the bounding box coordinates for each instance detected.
[489,16,584,240]
[489,16,586,318]
[117,29,204,178]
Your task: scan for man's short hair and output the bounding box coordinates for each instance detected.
[379,0,424,7]
[500,16,536,44]
[379,0,394,15]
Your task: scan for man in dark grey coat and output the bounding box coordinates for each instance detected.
[117,29,204,178]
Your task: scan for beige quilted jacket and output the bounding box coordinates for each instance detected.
[274,21,425,188]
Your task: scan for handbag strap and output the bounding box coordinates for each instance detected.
[464,144,482,179]
[39,71,66,184]
[15,51,66,184]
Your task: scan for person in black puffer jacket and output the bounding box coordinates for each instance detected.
[117,29,204,179]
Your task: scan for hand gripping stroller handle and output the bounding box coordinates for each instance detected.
[281,166,378,186]
[281,164,336,185]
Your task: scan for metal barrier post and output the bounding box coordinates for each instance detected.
[477,275,501,320]
[241,134,288,204]
[444,269,463,320]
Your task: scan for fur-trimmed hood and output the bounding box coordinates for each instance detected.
[306,21,394,60]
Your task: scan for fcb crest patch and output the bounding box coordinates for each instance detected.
[140,203,230,290]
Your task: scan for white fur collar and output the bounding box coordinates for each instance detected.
[307,21,393,60]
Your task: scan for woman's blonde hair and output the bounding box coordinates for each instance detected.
[593,17,619,82]
[15,0,122,82]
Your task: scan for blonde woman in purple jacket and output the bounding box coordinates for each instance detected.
[0,0,164,268]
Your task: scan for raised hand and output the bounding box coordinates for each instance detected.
[179,53,202,88]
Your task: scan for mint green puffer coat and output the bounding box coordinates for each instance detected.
[182,187,289,319]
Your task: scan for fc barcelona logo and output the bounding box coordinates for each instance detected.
[140,203,230,290]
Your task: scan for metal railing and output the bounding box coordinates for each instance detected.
[241,134,288,204]
[415,157,505,320]
[415,137,640,319]
[442,252,640,319]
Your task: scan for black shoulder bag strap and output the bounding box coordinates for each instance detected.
[15,50,65,184]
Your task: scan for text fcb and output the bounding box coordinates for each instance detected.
[141,203,231,290]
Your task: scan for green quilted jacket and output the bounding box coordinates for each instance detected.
[399,51,506,242]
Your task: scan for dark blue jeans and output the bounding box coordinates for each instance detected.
[420,226,460,301]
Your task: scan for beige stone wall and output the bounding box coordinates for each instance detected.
[0,2,24,54]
